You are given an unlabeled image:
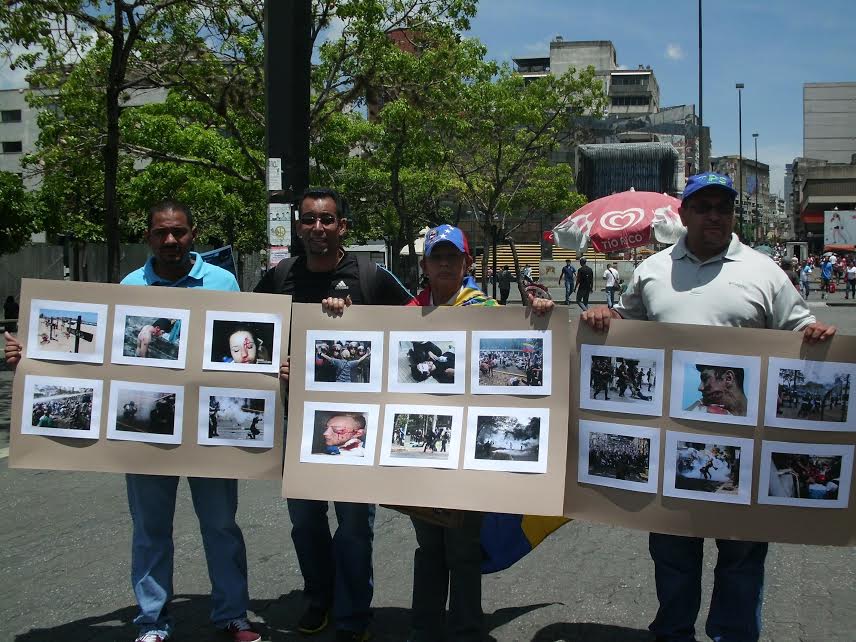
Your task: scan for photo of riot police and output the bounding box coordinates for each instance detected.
[106,381,184,445]
[579,345,665,416]
[766,357,855,431]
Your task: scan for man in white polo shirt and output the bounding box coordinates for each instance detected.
[581,172,835,642]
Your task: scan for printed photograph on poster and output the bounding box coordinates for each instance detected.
[300,401,380,465]
[305,330,384,393]
[26,299,108,363]
[202,311,281,374]
[662,431,754,505]
[106,381,184,445]
[764,357,855,431]
[110,304,190,369]
[470,331,552,395]
[197,387,277,449]
[463,406,550,473]
[387,331,467,394]
[378,404,464,469]
[579,345,665,416]
[758,440,854,509]
[669,351,761,426]
[21,375,102,440]
[577,420,660,493]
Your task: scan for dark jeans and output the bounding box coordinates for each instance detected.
[410,512,484,642]
[649,533,767,642]
[287,499,375,632]
[847,279,855,298]
[499,287,510,305]
[563,280,574,304]
[606,285,619,308]
[576,287,591,311]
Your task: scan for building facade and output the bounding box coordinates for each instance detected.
[803,82,856,164]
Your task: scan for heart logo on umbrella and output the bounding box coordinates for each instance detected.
[601,208,645,231]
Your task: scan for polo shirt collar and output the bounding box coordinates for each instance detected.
[142,251,204,285]
[671,233,744,265]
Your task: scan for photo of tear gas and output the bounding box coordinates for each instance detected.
[758,441,854,508]
[21,375,102,440]
[663,431,754,505]
[106,381,184,445]
[111,305,190,369]
[26,299,108,363]
[203,311,282,374]
[463,406,550,473]
[197,387,276,449]
[388,332,467,393]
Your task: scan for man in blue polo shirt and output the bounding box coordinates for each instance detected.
[3,201,259,642]
[120,202,259,642]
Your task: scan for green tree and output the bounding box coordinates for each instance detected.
[0,172,40,256]
[443,65,606,291]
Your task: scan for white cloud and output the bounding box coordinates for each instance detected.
[665,43,685,60]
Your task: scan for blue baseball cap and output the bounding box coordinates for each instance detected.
[682,172,738,202]
[423,224,471,257]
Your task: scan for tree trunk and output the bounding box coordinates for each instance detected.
[508,237,527,305]
[390,138,418,291]
[104,5,124,283]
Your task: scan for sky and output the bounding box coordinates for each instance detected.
[466,0,856,196]
[2,1,854,197]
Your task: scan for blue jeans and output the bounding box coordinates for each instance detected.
[649,533,767,642]
[287,499,375,632]
[126,474,249,635]
[606,286,619,308]
[563,280,574,305]
[410,512,484,642]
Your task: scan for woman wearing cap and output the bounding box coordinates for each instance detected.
[406,224,553,642]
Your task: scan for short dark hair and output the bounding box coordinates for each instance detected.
[300,187,350,221]
[147,200,193,230]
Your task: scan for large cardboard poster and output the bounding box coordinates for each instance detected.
[567,321,856,546]
[9,279,290,480]
[283,303,571,516]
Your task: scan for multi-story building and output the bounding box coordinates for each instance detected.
[788,82,856,251]
[711,155,773,241]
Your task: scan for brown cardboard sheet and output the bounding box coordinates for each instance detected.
[9,279,290,480]
[566,320,856,545]
[283,303,571,516]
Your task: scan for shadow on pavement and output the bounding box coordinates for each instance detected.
[532,622,653,641]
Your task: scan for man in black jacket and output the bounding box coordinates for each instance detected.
[574,258,594,311]
[254,187,412,642]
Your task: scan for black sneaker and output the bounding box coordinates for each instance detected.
[335,630,370,642]
[297,605,329,635]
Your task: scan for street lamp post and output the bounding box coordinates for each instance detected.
[736,83,745,241]
[753,132,759,242]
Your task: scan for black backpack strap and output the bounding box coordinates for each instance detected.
[271,256,300,293]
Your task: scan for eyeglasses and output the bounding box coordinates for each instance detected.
[688,201,735,216]
[299,214,338,227]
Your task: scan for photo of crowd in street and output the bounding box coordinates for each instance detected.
[304,331,384,392]
[758,441,854,509]
[21,375,102,440]
[464,406,549,473]
[111,305,190,369]
[106,381,184,445]
[577,420,660,493]
[471,331,552,395]
[663,431,754,504]
[26,299,108,363]
[197,387,276,449]
[387,331,467,393]
[670,351,761,426]
[765,357,855,431]
[300,402,379,465]
[379,404,464,468]
[202,311,281,374]
[579,345,665,416]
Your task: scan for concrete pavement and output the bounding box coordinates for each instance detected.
[1,306,856,642]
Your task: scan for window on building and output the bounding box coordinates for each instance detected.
[2,141,23,153]
[1,109,22,123]
[611,96,650,107]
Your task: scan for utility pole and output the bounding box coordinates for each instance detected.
[736,83,744,241]
[264,0,312,271]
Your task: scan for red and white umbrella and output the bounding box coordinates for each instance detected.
[552,188,685,254]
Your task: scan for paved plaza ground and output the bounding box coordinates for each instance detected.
[1,303,855,641]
